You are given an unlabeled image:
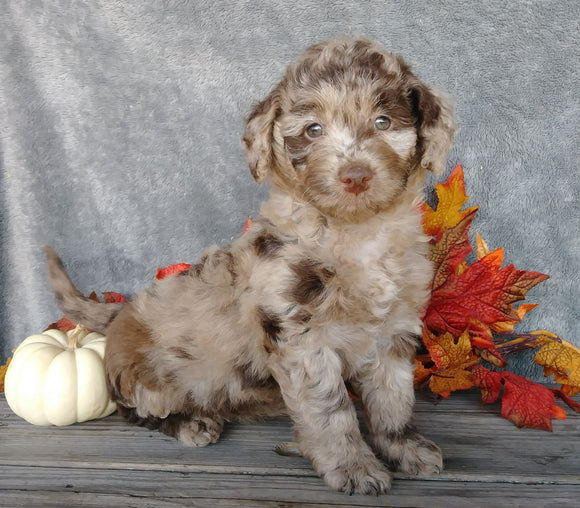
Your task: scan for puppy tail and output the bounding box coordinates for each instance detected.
[44,246,124,334]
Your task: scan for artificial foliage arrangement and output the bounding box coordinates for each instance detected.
[0,164,578,430]
[416,164,580,430]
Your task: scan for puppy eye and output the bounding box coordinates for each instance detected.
[306,123,323,138]
[374,116,391,131]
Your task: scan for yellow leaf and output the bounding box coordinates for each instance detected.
[422,164,479,238]
[413,359,435,388]
[429,367,474,398]
[534,337,580,388]
[475,232,491,260]
[0,357,11,392]
[423,328,478,370]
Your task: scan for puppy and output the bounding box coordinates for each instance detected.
[46,37,456,495]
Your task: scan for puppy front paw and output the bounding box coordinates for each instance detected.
[395,434,443,476]
[323,456,392,495]
[371,426,443,476]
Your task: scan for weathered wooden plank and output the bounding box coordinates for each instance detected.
[1,400,578,481]
[1,467,580,508]
[1,392,579,507]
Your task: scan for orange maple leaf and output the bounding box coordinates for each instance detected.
[417,328,478,397]
[422,164,479,238]
[243,217,253,234]
[413,359,435,388]
[156,263,192,280]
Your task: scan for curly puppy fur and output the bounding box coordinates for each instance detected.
[46,38,456,495]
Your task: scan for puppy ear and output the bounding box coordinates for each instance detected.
[242,87,281,183]
[409,83,456,175]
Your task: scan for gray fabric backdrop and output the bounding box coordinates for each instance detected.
[1,1,578,381]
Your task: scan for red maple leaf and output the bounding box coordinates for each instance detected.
[424,248,549,337]
[102,291,126,303]
[44,316,77,333]
[472,365,567,431]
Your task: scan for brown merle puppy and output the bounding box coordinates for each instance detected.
[46,37,456,495]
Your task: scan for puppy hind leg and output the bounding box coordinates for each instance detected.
[355,345,443,475]
[167,414,224,447]
[268,343,392,495]
[118,404,224,447]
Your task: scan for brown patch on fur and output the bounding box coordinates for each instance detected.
[191,254,208,277]
[105,308,159,405]
[253,232,285,257]
[408,83,441,130]
[291,308,312,324]
[288,259,335,306]
[258,307,283,347]
[169,346,195,361]
[284,134,311,167]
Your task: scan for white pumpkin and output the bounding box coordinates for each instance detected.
[5,325,116,426]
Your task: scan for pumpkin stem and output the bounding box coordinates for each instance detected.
[67,324,86,349]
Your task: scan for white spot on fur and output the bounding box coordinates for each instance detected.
[384,128,417,158]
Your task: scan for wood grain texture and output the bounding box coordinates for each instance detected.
[1,391,579,507]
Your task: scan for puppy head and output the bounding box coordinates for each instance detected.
[243,38,456,222]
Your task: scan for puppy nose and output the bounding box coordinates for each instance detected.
[339,166,373,195]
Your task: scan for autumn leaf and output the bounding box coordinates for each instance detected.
[490,304,539,334]
[418,328,478,397]
[553,389,580,412]
[429,368,474,399]
[422,164,479,238]
[156,263,192,280]
[414,359,435,388]
[475,232,490,260]
[44,316,77,333]
[0,357,11,392]
[243,217,253,234]
[496,331,580,397]
[472,365,566,431]
[424,248,549,337]
[423,327,477,371]
[103,291,126,303]
[416,165,580,429]
[428,209,476,291]
[533,334,580,396]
